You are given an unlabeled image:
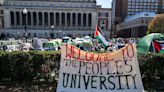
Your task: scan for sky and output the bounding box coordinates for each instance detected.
[96,0,112,8]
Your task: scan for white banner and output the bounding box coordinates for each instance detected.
[57,44,144,92]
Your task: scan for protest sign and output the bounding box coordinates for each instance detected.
[57,44,144,92]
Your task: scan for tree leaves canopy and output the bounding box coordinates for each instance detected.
[147,14,164,34]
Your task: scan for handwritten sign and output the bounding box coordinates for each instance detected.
[57,44,144,92]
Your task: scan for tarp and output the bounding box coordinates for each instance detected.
[57,44,144,92]
[137,33,164,54]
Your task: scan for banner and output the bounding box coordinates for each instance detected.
[57,44,144,92]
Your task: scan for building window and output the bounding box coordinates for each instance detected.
[142,20,144,24]
[44,12,48,26]
[88,13,92,27]
[56,13,59,26]
[83,13,86,26]
[0,10,3,14]
[61,13,65,26]
[78,13,81,26]
[27,12,31,26]
[10,11,14,26]
[67,13,70,26]
[106,13,108,17]
[22,12,26,26]
[98,13,101,17]
[50,12,54,26]
[72,13,76,26]
[16,12,20,25]
[39,12,42,26]
[146,20,148,24]
[33,12,37,26]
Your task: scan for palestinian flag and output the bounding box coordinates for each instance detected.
[94,25,109,47]
[152,40,164,53]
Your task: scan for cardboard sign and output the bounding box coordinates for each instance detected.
[57,44,144,92]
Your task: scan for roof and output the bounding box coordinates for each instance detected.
[124,12,156,22]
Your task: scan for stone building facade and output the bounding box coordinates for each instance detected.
[0,0,111,38]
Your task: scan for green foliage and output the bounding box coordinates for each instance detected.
[0,51,60,82]
[138,53,164,81]
[147,14,164,34]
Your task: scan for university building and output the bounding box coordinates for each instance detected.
[0,0,111,38]
[112,0,164,37]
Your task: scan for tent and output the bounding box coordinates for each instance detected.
[83,36,92,42]
[62,36,71,43]
[43,40,60,51]
[137,33,164,54]
[79,42,93,51]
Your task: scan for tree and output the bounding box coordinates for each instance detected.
[147,14,164,34]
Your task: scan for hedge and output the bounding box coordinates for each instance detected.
[0,51,164,83]
[138,53,164,81]
[0,51,60,83]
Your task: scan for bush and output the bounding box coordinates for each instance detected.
[138,53,164,81]
[0,51,60,83]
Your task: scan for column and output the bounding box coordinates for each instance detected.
[76,13,78,27]
[14,11,17,26]
[20,11,22,27]
[70,13,72,27]
[59,12,61,27]
[86,13,88,27]
[130,28,133,37]
[42,12,45,27]
[54,12,56,27]
[48,12,50,27]
[65,12,67,27]
[91,12,97,30]
[135,27,137,37]
[81,13,83,28]
[36,12,39,27]
[31,12,34,27]
[26,12,28,28]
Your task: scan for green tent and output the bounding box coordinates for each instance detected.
[137,33,164,54]
[44,40,60,50]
